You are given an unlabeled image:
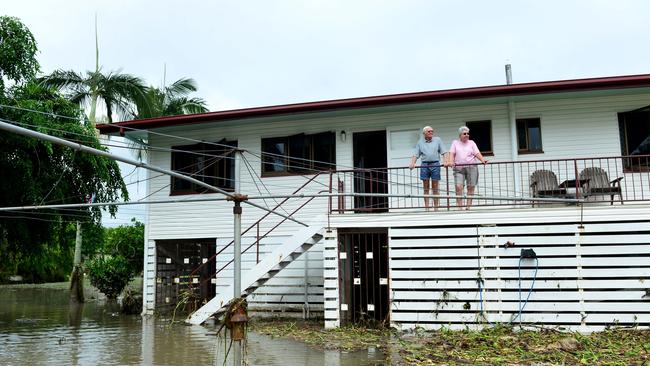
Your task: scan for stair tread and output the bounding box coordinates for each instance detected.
[187,219,326,325]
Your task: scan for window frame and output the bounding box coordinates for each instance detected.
[516,117,544,154]
[170,140,237,196]
[465,120,494,156]
[618,107,650,172]
[261,131,336,177]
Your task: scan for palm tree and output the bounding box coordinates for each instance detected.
[40,69,148,124]
[37,16,148,304]
[136,77,208,119]
[38,17,148,124]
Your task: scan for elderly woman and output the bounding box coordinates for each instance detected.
[447,126,488,210]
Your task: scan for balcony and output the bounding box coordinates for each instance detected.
[329,154,650,213]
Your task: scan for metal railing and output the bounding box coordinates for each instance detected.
[187,172,326,297]
[330,154,650,213]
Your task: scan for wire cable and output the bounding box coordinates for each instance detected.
[511,256,539,325]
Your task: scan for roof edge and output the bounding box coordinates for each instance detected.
[97,74,650,134]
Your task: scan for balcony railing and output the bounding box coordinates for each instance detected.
[330,154,650,213]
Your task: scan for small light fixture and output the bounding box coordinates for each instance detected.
[340,130,347,142]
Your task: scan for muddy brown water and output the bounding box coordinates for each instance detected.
[0,285,386,365]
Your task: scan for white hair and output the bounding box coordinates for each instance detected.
[422,126,433,133]
[458,126,470,135]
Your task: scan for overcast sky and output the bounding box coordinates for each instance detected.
[7,0,650,110]
[5,0,650,225]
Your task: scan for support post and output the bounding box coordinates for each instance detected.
[233,201,242,300]
[233,149,242,366]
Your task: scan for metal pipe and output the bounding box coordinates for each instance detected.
[0,197,231,211]
[304,250,309,320]
[234,151,242,299]
[0,121,306,226]
[505,64,513,85]
[233,151,242,366]
[233,202,242,298]
[0,192,584,212]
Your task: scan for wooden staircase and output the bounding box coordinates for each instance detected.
[187,215,327,325]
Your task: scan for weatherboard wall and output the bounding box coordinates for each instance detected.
[328,205,650,331]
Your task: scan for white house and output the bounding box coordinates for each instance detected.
[98,74,650,331]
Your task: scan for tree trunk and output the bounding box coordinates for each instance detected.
[70,221,84,304]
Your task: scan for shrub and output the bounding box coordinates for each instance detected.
[104,219,144,275]
[86,255,134,299]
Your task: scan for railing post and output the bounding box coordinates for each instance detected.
[328,171,333,215]
[445,165,450,210]
[256,222,260,264]
[574,159,581,199]
[338,177,345,213]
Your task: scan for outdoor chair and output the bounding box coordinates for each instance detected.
[530,169,567,206]
[579,167,624,205]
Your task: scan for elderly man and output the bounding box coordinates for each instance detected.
[409,126,448,210]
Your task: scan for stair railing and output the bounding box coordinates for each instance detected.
[187,172,326,293]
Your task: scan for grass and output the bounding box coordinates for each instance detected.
[250,319,650,365]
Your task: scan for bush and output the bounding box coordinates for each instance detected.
[86,255,134,299]
[104,219,144,275]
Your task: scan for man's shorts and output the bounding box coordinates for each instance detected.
[420,161,441,181]
[453,165,479,187]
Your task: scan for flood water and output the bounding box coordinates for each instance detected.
[0,285,386,365]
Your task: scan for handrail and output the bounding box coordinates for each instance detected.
[187,172,325,290]
[331,153,650,172]
[331,154,650,213]
[211,193,323,280]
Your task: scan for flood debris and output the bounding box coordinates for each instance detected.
[250,319,650,365]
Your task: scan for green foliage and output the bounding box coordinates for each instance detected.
[86,255,134,299]
[83,219,143,298]
[0,81,128,282]
[0,81,128,251]
[0,16,39,89]
[104,218,144,274]
[11,227,73,283]
[136,77,208,119]
[79,221,107,258]
[39,69,149,123]
[0,18,129,282]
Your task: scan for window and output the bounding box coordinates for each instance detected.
[516,118,543,153]
[465,120,493,155]
[170,141,237,195]
[261,132,336,175]
[618,107,650,171]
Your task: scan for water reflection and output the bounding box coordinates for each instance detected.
[0,285,385,365]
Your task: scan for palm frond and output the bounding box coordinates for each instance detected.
[181,97,208,115]
[38,70,86,91]
[135,77,208,119]
[165,78,198,99]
